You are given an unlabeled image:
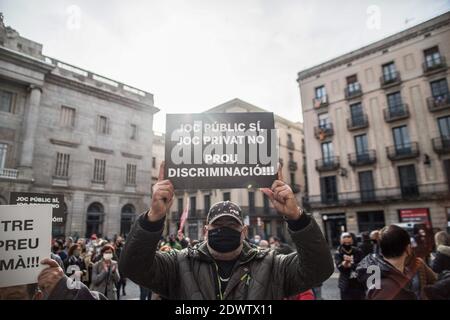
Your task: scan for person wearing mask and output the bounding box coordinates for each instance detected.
[357,231,373,257]
[357,225,436,300]
[258,240,269,249]
[65,244,87,281]
[335,232,365,300]
[414,229,431,263]
[0,259,106,300]
[90,244,120,300]
[119,163,333,300]
[268,236,294,255]
[431,231,450,274]
[252,235,262,246]
[114,236,127,299]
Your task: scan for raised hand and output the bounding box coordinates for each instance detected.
[260,164,302,220]
[148,161,175,222]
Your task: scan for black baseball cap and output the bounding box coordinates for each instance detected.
[206,201,244,226]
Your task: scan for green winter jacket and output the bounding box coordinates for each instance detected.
[119,213,334,300]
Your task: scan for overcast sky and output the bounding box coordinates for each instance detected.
[2,0,450,132]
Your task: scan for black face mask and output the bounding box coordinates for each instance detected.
[208,227,242,253]
[342,244,352,251]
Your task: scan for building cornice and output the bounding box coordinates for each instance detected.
[0,45,54,74]
[297,11,450,82]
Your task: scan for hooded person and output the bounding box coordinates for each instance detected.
[431,231,450,274]
[118,162,334,300]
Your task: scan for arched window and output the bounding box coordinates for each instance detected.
[120,204,136,237]
[86,202,104,238]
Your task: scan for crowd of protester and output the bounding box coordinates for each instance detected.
[0,223,449,300]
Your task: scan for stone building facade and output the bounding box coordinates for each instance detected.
[0,19,158,239]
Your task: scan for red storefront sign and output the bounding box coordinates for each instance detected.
[398,208,431,227]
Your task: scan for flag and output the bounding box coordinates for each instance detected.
[178,197,190,233]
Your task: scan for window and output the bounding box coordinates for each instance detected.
[0,89,13,113]
[320,176,338,203]
[223,192,231,201]
[86,202,104,238]
[126,164,137,185]
[152,157,156,169]
[60,106,75,127]
[357,211,385,233]
[321,142,334,161]
[392,126,411,152]
[204,195,211,214]
[93,159,106,182]
[0,144,7,169]
[424,46,442,68]
[318,113,330,129]
[359,171,375,201]
[354,134,368,155]
[438,116,450,138]
[398,165,419,198]
[120,204,135,237]
[346,75,360,93]
[290,173,296,185]
[382,62,396,81]
[55,152,70,177]
[315,85,327,102]
[430,78,449,99]
[387,91,402,109]
[130,124,137,140]
[288,152,293,161]
[287,133,292,142]
[97,116,109,134]
[190,196,197,217]
[248,191,255,214]
[350,103,363,123]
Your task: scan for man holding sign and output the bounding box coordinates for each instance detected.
[119,162,334,299]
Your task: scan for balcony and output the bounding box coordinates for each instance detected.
[347,114,369,131]
[288,160,298,171]
[314,123,334,140]
[432,136,450,155]
[344,83,362,100]
[383,104,410,122]
[315,156,340,172]
[427,94,450,112]
[287,140,295,150]
[312,95,329,111]
[386,142,420,161]
[303,182,449,208]
[380,71,401,88]
[348,150,377,167]
[423,56,447,75]
[0,168,18,179]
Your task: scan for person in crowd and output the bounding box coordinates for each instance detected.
[0,258,106,300]
[431,231,450,274]
[114,236,127,299]
[258,239,269,249]
[414,228,432,263]
[369,230,381,256]
[424,271,450,300]
[335,232,365,300]
[90,244,120,300]
[177,230,190,249]
[357,231,373,257]
[357,225,436,300]
[251,235,262,246]
[65,244,87,281]
[268,236,294,254]
[55,239,67,263]
[167,234,182,250]
[119,162,333,300]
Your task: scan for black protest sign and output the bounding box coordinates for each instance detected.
[165,112,278,190]
[9,192,65,226]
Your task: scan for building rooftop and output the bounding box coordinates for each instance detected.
[297,11,450,82]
